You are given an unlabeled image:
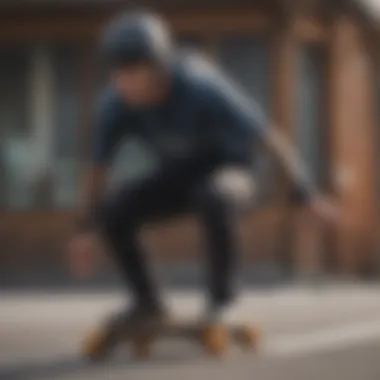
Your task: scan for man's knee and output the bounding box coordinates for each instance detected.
[198,166,256,211]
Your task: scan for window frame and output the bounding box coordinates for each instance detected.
[0,43,85,210]
[296,42,330,191]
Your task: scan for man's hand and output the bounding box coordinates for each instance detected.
[262,129,340,225]
[307,195,340,224]
[68,232,102,278]
[71,163,108,278]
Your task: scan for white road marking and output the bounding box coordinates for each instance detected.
[265,320,380,357]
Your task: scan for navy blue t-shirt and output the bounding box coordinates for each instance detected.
[92,53,268,167]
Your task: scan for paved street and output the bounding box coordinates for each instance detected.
[2,284,380,379]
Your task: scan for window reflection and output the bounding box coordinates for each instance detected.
[297,46,327,189]
[0,45,81,209]
[0,47,32,208]
[52,46,81,208]
[217,35,271,114]
[178,36,203,50]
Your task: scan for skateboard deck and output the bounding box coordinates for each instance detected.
[83,317,261,360]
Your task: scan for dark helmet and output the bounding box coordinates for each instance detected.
[101,11,173,69]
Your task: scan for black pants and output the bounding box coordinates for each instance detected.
[99,154,243,308]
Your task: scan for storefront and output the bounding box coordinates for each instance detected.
[0,0,378,283]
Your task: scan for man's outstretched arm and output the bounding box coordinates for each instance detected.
[204,65,338,220]
[262,125,315,202]
[196,55,313,197]
[261,125,339,221]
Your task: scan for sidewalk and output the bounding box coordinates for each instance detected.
[1,283,380,380]
[2,282,380,335]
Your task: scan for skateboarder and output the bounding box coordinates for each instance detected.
[69,10,338,355]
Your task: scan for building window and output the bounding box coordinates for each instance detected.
[178,35,204,50]
[217,35,271,114]
[297,45,327,189]
[51,46,81,208]
[0,44,81,209]
[0,47,30,208]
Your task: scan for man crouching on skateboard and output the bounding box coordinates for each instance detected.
[69,11,338,358]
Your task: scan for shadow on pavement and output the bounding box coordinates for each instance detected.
[0,349,207,380]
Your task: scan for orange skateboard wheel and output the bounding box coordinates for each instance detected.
[202,325,229,357]
[83,328,112,361]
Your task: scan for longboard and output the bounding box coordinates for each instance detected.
[83,317,261,360]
